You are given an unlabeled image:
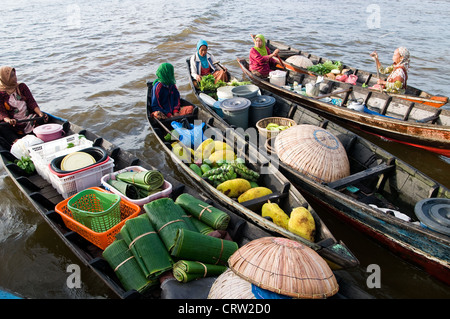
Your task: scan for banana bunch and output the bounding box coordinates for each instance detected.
[203,164,237,186]
[231,163,260,182]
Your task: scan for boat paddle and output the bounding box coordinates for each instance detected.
[0,116,44,126]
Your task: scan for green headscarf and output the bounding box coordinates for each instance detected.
[254,34,268,56]
[155,63,176,86]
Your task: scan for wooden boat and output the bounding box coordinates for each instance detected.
[237,57,450,157]
[267,39,449,108]
[185,66,450,285]
[146,81,359,270]
[0,113,368,299]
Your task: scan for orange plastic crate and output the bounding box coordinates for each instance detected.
[55,187,141,250]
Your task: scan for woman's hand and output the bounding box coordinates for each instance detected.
[370,51,379,60]
[5,118,16,126]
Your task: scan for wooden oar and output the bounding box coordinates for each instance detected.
[0,116,44,126]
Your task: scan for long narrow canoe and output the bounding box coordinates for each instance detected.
[186,66,450,285]
[146,81,359,270]
[237,58,450,157]
[267,39,449,108]
[0,113,368,299]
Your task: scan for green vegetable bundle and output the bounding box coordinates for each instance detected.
[14,156,35,174]
[307,60,342,75]
[199,74,227,92]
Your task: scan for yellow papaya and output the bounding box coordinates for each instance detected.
[194,138,215,161]
[261,202,289,229]
[214,141,233,152]
[287,207,316,242]
[171,142,193,162]
[216,178,251,198]
[238,187,273,203]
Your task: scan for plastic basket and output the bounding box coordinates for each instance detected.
[101,166,172,206]
[55,187,141,250]
[50,157,114,199]
[28,134,93,182]
[68,188,122,232]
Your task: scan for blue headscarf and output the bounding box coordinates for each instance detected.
[197,39,209,69]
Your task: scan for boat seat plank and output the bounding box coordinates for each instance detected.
[327,163,395,190]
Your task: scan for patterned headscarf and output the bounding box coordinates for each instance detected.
[253,34,268,56]
[0,66,19,95]
[197,39,209,69]
[396,47,410,71]
[155,63,176,86]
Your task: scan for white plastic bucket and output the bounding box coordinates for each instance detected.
[217,86,234,101]
[269,70,286,87]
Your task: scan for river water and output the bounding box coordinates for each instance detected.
[0,0,449,299]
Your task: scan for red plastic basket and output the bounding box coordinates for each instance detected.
[55,187,141,250]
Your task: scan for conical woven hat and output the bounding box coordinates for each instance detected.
[285,55,314,68]
[207,268,256,299]
[274,124,350,183]
[228,237,338,299]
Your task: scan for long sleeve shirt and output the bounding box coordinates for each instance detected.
[249,46,275,77]
[151,82,181,117]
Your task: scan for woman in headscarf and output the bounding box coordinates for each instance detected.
[249,34,280,78]
[151,63,193,119]
[370,47,410,94]
[190,39,228,84]
[0,66,48,146]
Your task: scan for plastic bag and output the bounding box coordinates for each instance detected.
[171,120,205,149]
[10,135,44,159]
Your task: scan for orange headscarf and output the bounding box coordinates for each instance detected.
[0,66,19,95]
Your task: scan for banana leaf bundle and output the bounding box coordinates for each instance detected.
[102,239,157,292]
[117,170,164,191]
[144,198,198,252]
[106,179,140,199]
[171,229,238,266]
[120,214,173,279]
[175,193,230,230]
[188,216,215,235]
[172,260,227,283]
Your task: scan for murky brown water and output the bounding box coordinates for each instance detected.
[1,0,449,299]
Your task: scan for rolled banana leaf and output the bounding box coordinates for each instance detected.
[102,239,156,292]
[173,260,226,283]
[171,229,238,266]
[117,170,164,191]
[107,179,140,199]
[175,193,230,230]
[144,198,198,252]
[120,214,173,279]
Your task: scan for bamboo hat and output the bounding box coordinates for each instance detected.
[207,268,256,299]
[228,237,339,299]
[274,124,350,183]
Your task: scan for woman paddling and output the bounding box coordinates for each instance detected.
[249,34,280,78]
[370,47,410,94]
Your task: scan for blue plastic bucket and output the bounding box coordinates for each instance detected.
[249,95,275,127]
[220,98,251,129]
[212,101,224,118]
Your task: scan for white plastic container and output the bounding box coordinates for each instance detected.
[269,70,286,87]
[217,86,234,101]
[101,166,172,207]
[50,157,114,199]
[28,134,93,182]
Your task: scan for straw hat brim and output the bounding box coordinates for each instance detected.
[208,268,256,299]
[228,237,339,299]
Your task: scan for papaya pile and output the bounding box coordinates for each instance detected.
[262,202,316,242]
